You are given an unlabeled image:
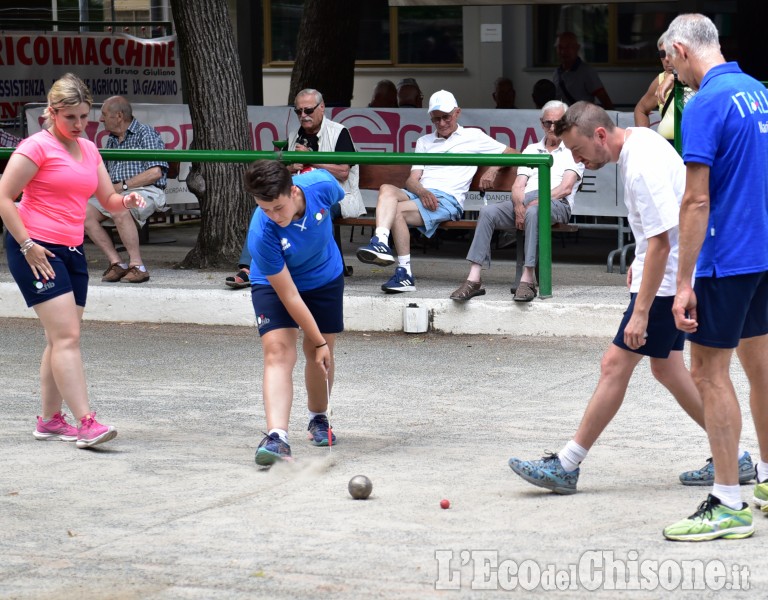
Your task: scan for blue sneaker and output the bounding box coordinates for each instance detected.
[307,415,337,446]
[679,452,755,486]
[356,236,395,266]
[381,267,416,293]
[508,452,579,495]
[255,432,292,466]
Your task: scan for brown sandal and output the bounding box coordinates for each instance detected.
[450,279,486,301]
[513,281,537,302]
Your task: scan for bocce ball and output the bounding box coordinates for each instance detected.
[348,475,373,500]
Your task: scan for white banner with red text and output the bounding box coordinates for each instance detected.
[2,32,181,122]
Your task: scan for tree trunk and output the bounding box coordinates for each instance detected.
[170,0,253,268]
[289,0,360,106]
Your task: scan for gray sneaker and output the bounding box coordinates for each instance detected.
[508,452,579,495]
[679,451,755,486]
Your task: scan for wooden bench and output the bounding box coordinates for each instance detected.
[333,163,578,282]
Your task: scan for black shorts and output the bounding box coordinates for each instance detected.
[613,293,684,359]
[5,232,88,308]
[689,271,768,348]
[250,273,344,336]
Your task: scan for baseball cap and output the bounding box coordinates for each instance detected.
[428,90,458,114]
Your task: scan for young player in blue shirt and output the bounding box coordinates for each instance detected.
[244,160,345,466]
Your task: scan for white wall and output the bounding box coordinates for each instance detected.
[262,5,657,112]
[263,6,503,110]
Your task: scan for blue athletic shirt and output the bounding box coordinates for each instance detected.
[681,62,768,277]
[247,169,345,290]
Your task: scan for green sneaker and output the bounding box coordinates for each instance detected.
[663,494,754,541]
[754,478,768,513]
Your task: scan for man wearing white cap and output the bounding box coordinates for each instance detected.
[357,90,517,293]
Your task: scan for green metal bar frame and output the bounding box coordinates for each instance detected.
[0,148,556,297]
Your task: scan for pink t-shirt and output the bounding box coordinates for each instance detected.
[16,130,102,246]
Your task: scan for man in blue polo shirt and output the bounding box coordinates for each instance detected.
[662,13,768,542]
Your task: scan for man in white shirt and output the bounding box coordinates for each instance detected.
[449,100,583,302]
[356,90,517,293]
[508,101,713,496]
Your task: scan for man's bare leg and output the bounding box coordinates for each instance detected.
[111,208,144,267]
[84,203,122,266]
[736,335,768,479]
[690,343,741,486]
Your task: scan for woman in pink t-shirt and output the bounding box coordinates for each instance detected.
[0,73,145,449]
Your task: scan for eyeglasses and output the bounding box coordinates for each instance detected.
[540,119,557,129]
[294,102,321,116]
[430,110,456,124]
[658,49,667,59]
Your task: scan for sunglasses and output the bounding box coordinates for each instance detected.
[658,49,667,59]
[430,110,456,124]
[294,102,321,116]
[540,119,557,128]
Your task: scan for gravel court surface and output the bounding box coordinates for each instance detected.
[0,319,764,598]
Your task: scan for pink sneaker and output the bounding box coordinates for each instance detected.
[76,412,117,448]
[33,412,78,441]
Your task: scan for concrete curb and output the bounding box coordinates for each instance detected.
[0,282,624,336]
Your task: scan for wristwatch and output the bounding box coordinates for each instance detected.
[121,180,128,191]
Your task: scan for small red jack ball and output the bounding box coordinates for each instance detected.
[440,499,450,509]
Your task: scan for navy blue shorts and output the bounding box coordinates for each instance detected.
[251,273,344,336]
[689,271,768,349]
[613,293,684,359]
[5,232,89,308]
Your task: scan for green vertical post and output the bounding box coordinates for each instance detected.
[673,78,683,156]
[537,167,553,299]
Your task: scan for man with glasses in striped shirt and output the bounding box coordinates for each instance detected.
[84,96,167,284]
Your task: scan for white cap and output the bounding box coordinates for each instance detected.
[428,90,458,114]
